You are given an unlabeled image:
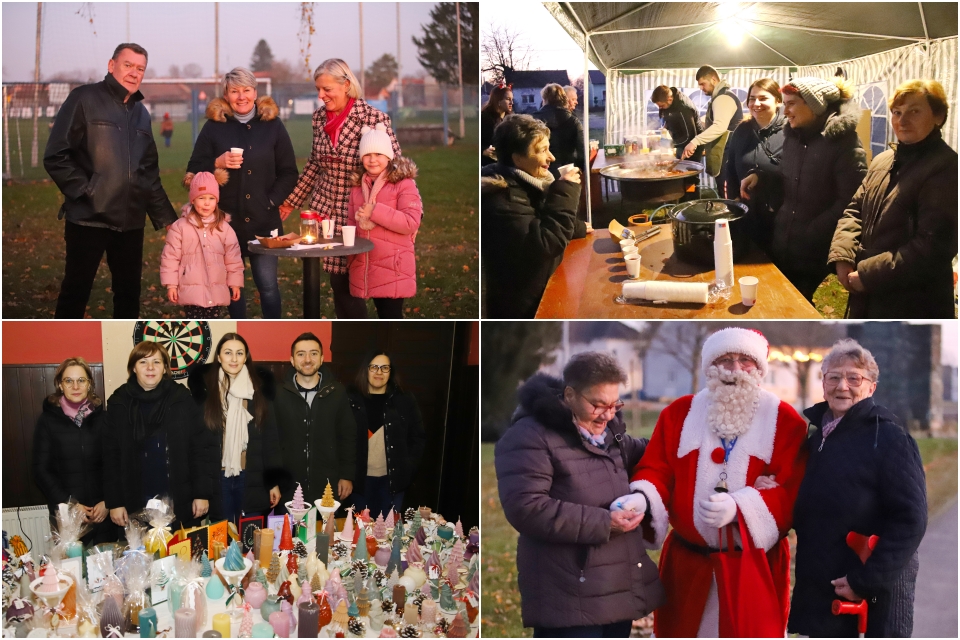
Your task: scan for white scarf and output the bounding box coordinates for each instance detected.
[704,365,764,439]
[220,366,253,477]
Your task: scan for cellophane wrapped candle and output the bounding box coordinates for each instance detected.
[116,536,152,634]
[179,558,208,626]
[52,500,91,561]
[142,497,176,558]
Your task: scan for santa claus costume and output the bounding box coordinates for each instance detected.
[628,328,808,637]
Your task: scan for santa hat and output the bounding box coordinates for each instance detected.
[701,327,769,376]
[358,123,395,160]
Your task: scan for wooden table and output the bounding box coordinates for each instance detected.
[248,237,373,318]
[535,225,822,319]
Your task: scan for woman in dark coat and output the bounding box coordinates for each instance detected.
[533,83,585,177]
[480,83,514,166]
[188,333,285,524]
[104,342,218,530]
[743,76,868,301]
[829,79,958,319]
[280,59,402,319]
[480,114,586,319]
[789,339,927,638]
[725,78,786,251]
[186,67,300,319]
[33,357,116,545]
[495,352,663,637]
[347,351,426,519]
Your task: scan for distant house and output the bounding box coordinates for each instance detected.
[503,69,570,113]
[588,69,606,108]
[540,322,644,398]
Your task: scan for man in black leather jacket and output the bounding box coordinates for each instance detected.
[44,43,176,318]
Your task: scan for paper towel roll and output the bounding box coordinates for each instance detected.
[622,281,709,303]
[714,219,735,289]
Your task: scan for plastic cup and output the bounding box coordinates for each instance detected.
[230,147,243,157]
[622,245,638,257]
[558,163,575,177]
[321,219,333,239]
[619,239,635,252]
[625,254,642,279]
[739,276,759,306]
[342,225,356,246]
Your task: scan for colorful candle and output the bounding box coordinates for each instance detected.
[297,601,319,638]
[259,529,274,568]
[251,621,275,638]
[201,632,222,638]
[174,609,197,638]
[212,612,232,638]
[269,610,291,638]
[315,533,329,564]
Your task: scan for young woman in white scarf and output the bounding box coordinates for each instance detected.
[189,333,285,527]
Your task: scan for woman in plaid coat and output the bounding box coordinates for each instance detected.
[280,58,402,318]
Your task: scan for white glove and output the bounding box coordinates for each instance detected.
[610,492,647,515]
[696,492,737,528]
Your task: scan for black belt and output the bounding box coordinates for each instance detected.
[672,532,718,556]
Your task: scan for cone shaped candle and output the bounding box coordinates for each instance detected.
[414,526,427,546]
[387,535,402,575]
[101,595,125,638]
[405,541,423,565]
[373,513,387,540]
[447,612,467,638]
[352,515,362,546]
[279,514,294,552]
[355,527,369,561]
[225,541,246,572]
[267,554,281,586]
[384,509,395,531]
[332,600,348,629]
[454,519,464,539]
[339,508,355,543]
[439,582,455,613]
[318,592,332,630]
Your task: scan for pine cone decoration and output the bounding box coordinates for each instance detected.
[332,541,349,561]
[347,617,365,636]
[373,568,387,588]
[404,508,417,522]
[381,598,394,613]
[351,559,369,579]
[292,539,308,558]
[412,591,426,614]
[399,624,422,638]
[434,618,451,636]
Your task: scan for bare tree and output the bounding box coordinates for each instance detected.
[651,322,715,394]
[182,63,204,78]
[481,24,532,84]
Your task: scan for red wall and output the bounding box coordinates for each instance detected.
[2,322,104,364]
[236,321,333,362]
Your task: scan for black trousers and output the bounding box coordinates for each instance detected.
[533,619,633,637]
[55,221,145,318]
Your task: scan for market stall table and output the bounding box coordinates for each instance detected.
[536,225,821,319]
[248,238,374,318]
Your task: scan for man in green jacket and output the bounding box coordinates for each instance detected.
[274,332,356,509]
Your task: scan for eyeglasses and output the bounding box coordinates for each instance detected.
[368,364,391,373]
[824,372,872,388]
[715,356,757,369]
[62,378,90,387]
[575,389,624,416]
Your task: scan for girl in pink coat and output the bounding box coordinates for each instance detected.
[160,169,244,318]
[346,123,423,318]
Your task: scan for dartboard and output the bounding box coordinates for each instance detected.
[133,321,212,380]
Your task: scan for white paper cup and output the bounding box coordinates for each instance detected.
[230,147,244,157]
[625,254,642,279]
[620,239,635,251]
[342,225,356,246]
[739,276,759,306]
[321,219,333,239]
[558,163,575,177]
[622,245,639,257]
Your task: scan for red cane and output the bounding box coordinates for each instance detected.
[831,532,879,638]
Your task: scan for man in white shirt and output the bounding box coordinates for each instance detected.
[682,66,744,195]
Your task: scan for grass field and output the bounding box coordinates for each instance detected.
[2,116,478,318]
[482,435,958,638]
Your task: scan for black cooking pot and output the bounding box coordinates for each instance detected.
[669,199,750,266]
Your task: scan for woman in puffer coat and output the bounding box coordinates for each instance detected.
[495,352,664,637]
[828,79,958,319]
[160,170,244,319]
[742,76,867,301]
[346,124,422,319]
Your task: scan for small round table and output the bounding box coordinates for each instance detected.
[247,237,374,318]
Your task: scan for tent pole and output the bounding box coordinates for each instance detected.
[583,32,592,229]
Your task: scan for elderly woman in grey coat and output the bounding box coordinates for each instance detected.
[495,352,664,637]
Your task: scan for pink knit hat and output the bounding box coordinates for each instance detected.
[188,171,221,204]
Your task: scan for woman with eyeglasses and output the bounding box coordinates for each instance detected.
[789,338,927,637]
[279,58,403,318]
[346,351,425,519]
[495,352,663,637]
[33,357,117,544]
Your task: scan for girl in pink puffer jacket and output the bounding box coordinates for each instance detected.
[160,169,244,318]
[347,123,423,318]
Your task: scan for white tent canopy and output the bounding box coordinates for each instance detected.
[544,3,958,222]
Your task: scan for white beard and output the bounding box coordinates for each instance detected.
[704,365,764,439]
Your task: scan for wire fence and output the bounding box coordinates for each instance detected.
[2,80,479,182]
